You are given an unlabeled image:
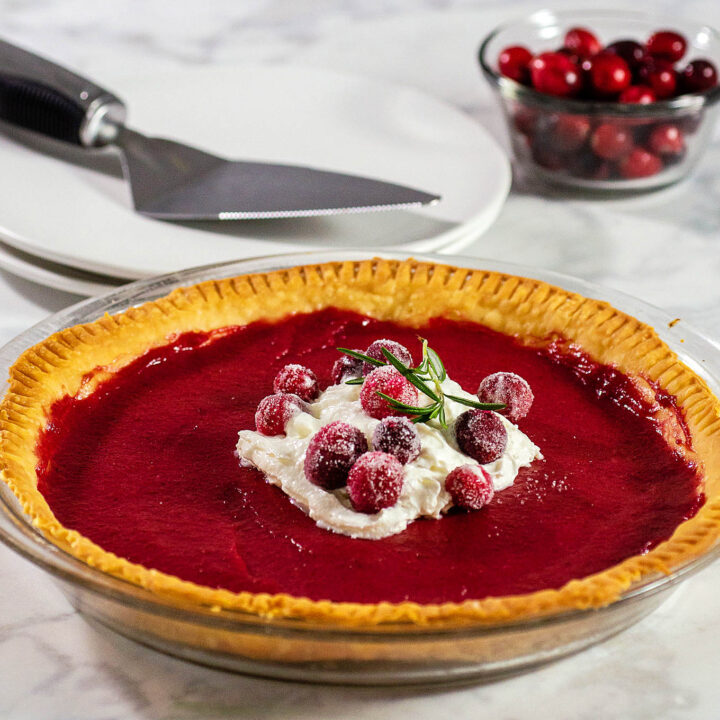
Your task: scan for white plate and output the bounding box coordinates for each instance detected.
[0,65,510,280]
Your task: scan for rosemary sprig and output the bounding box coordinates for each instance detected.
[337,340,505,428]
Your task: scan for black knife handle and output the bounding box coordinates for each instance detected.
[0,38,126,146]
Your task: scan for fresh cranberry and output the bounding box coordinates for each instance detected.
[360,365,418,420]
[529,52,582,97]
[590,53,631,96]
[498,45,533,83]
[513,106,537,136]
[619,148,663,179]
[346,451,404,514]
[445,465,495,510]
[255,393,305,436]
[273,363,319,402]
[648,124,685,156]
[563,27,602,58]
[646,30,687,63]
[605,40,646,72]
[372,416,421,464]
[567,154,613,180]
[477,372,534,423]
[455,410,507,464]
[304,421,368,490]
[680,59,719,93]
[331,351,363,384]
[638,59,677,99]
[550,114,591,153]
[619,85,657,103]
[590,123,634,160]
[362,339,413,376]
[531,143,565,170]
[557,47,582,65]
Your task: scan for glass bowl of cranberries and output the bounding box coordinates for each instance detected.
[478,10,720,191]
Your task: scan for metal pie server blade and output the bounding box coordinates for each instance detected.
[117,130,440,220]
[0,39,441,221]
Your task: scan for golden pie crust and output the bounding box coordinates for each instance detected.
[1,258,719,628]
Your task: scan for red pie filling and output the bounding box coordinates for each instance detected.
[35,309,702,604]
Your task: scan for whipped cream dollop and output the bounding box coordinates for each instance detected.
[237,373,542,540]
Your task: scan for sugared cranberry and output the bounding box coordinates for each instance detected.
[273,363,319,402]
[646,30,687,63]
[590,53,631,96]
[372,416,421,464]
[455,410,507,464]
[445,465,495,510]
[255,393,305,436]
[605,40,646,72]
[331,351,363,384]
[304,421,368,490]
[529,52,582,97]
[619,148,663,179]
[563,27,602,58]
[360,365,418,420]
[477,372,534,423]
[619,85,657,103]
[498,45,533,83]
[638,59,677,99]
[648,124,685,156]
[347,451,404,514]
[362,339,413,376]
[590,123,633,160]
[550,114,590,153]
[680,59,719,93]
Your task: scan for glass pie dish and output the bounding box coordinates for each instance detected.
[0,250,719,685]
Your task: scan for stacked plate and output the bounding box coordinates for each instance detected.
[0,66,510,296]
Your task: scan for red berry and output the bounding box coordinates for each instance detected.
[498,45,533,83]
[304,421,368,490]
[590,53,631,96]
[255,393,305,436]
[619,85,657,103]
[605,40,646,72]
[347,451,404,513]
[619,148,663,179]
[445,465,495,510]
[455,410,507,464]
[513,106,537,136]
[680,59,719,93]
[372,416,421,464]
[646,30,687,63]
[591,123,633,160]
[549,114,591,152]
[648,124,685,155]
[360,365,418,420]
[363,339,413,376]
[531,144,565,170]
[529,52,582,97]
[638,59,677,99]
[477,372,534,423]
[273,363,319,402]
[332,351,363,384]
[564,27,602,58]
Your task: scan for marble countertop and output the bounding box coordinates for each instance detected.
[1,1,719,718]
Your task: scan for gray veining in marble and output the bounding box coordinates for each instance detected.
[0,1,719,718]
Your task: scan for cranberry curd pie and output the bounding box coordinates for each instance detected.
[1,258,720,634]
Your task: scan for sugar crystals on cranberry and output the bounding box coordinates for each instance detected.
[455,409,507,465]
[331,350,363,384]
[360,365,418,420]
[477,372,534,423]
[362,339,413,375]
[445,465,495,510]
[347,451,404,514]
[304,421,368,490]
[255,393,306,436]
[273,363,319,402]
[372,416,421,464]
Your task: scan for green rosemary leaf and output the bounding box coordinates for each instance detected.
[381,349,440,402]
[445,393,506,411]
[344,377,365,385]
[426,346,446,382]
[337,347,384,367]
[375,392,435,415]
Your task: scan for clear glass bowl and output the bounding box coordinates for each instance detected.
[1,250,719,685]
[479,10,720,192]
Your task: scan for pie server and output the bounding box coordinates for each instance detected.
[0,39,441,220]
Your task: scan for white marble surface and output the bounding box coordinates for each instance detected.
[0,1,720,718]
